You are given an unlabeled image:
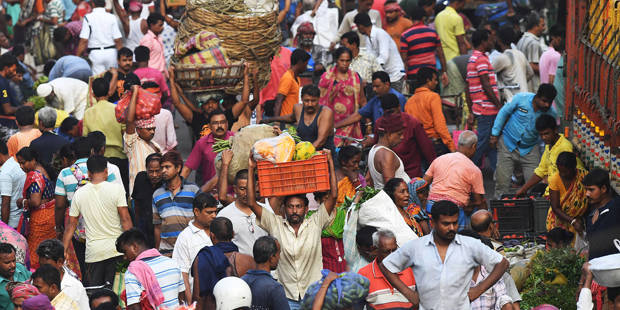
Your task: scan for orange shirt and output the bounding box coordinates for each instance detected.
[277,70,300,116]
[358,259,415,309]
[384,17,414,47]
[7,128,42,157]
[405,87,455,151]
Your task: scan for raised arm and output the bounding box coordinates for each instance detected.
[230,64,252,119]
[217,150,236,205]
[323,150,338,215]
[113,0,129,35]
[168,67,195,123]
[247,155,263,220]
[125,85,140,134]
[311,271,338,310]
[107,68,119,98]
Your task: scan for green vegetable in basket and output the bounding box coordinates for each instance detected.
[27,96,47,111]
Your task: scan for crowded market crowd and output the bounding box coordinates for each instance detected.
[0,0,618,309]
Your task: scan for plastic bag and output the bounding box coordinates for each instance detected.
[115,88,162,123]
[300,270,369,310]
[252,132,296,163]
[358,190,418,247]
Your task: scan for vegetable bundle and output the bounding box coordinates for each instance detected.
[340,186,381,211]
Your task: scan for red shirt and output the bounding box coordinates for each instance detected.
[400,22,441,77]
[358,259,415,309]
[392,113,437,178]
[466,50,500,115]
[185,131,234,184]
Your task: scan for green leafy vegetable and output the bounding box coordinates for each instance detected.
[213,138,232,153]
[340,186,381,211]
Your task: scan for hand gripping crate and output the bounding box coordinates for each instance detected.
[256,153,330,197]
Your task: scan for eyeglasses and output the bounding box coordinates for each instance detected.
[246,216,255,234]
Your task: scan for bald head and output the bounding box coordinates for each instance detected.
[471,210,493,236]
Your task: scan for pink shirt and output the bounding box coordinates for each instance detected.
[153,108,177,153]
[259,47,292,106]
[425,152,484,206]
[539,46,561,84]
[139,30,167,77]
[185,131,234,185]
[133,67,170,96]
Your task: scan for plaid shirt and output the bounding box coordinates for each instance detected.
[470,266,513,310]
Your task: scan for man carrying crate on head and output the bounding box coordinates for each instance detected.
[246,150,338,310]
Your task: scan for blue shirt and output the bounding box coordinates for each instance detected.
[48,56,92,81]
[0,263,31,310]
[18,61,33,88]
[358,88,406,122]
[491,92,556,156]
[241,270,290,310]
[152,178,200,250]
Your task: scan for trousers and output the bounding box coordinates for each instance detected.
[494,136,541,199]
[89,48,117,75]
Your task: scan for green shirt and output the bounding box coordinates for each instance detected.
[82,100,127,159]
[0,263,32,310]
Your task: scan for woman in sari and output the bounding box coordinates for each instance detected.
[546,151,589,233]
[384,178,430,237]
[318,47,365,147]
[15,147,79,278]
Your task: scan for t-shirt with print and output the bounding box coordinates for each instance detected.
[0,76,18,115]
[189,109,236,139]
[466,50,499,116]
[103,71,127,103]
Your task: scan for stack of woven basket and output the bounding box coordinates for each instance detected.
[174,0,281,93]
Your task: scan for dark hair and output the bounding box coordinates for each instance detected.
[11,45,25,57]
[549,24,565,38]
[536,84,558,102]
[372,71,390,84]
[0,243,15,255]
[146,13,164,27]
[210,217,234,241]
[208,109,226,123]
[284,194,309,207]
[253,236,278,264]
[116,228,147,253]
[15,147,39,163]
[471,29,490,47]
[608,287,620,304]
[86,155,108,174]
[60,116,79,134]
[161,150,183,169]
[416,67,437,89]
[73,137,92,159]
[94,303,119,310]
[356,226,377,248]
[431,200,459,220]
[525,12,542,31]
[89,289,119,309]
[379,93,400,111]
[43,60,56,77]
[471,212,492,233]
[117,47,133,59]
[546,227,574,247]
[0,53,17,70]
[193,192,218,211]
[409,5,426,21]
[384,178,406,203]
[134,45,150,62]
[301,84,320,98]
[337,145,362,166]
[124,73,141,90]
[555,152,577,170]
[341,31,360,48]
[93,0,105,7]
[88,131,106,154]
[142,81,160,90]
[15,105,35,126]
[333,46,353,61]
[53,26,69,43]
[0,141,7,155]
[498,24,516,46]
[481,20,499,32]
[36,239,65,262]
[58,144,75,164]
[535,114,557,131]
[354,12,372,27]
[583,168,611,191]
[291,49,311,66]
[15,65,25,75]
[32,264,61,289]
[92,78,110,98]
[145,152,162,166]
[234,169,248,186]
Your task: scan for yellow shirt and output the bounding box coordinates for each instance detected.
[435,6,465,61]
[34,108,69,128]
[82,100,126,159]
[534,134,583,179]
[51,291,80,310]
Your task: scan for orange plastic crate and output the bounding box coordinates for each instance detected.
[256,153,330,197]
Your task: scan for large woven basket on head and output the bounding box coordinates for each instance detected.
[176,8,281,92]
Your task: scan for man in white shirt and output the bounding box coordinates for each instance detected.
[36,77,89,120]
[75,0,123,74]
[172,192,216,302]
[333,0,381,49]
[61,155,133,286]
[0,141,25,228]
[37,239,90,310]
[516,12,547,91]
[492,25,534,102]
[354,12,406,93]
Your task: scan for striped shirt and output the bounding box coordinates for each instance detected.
[466,50,500,116]
[124,132,161,195]
[400,22,441,77]
[152,179,200,251]
[358,259,415,309]
[125,255,185,308]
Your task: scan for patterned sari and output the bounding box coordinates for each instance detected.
[318,67,362,147]
[546,169,589,232]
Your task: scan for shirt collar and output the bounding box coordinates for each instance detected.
[188,220,204,234]
[415,87,431,94]
[426,232,462,246]
[162,176,191,192]
[412,21,424,27]
[246,269,273,277]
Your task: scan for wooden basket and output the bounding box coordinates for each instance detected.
[173,62,245,92]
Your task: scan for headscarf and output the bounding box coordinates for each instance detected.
[11,284,40,301]
[375,113,405,134]
[408,177,429,206]
[22,295,54,310]
[135,116,156,129]
[294,22,315,47]
[384,2,404,16]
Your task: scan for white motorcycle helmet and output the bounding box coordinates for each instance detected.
[213,277,252,310]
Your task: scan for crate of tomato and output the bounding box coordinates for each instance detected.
[253,131,330,197]
[491,195,534,235]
